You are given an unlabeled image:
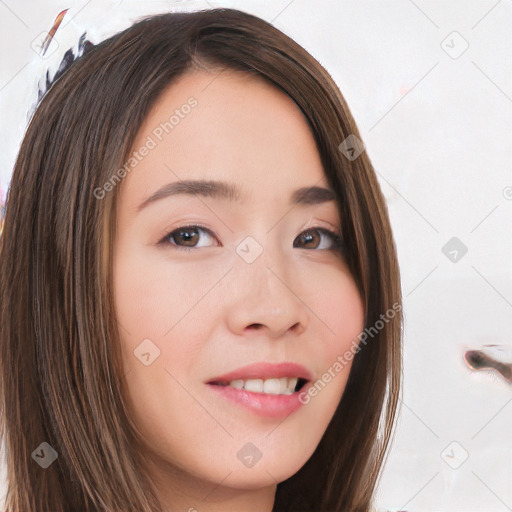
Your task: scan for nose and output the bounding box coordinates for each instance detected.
[225,253,310,339]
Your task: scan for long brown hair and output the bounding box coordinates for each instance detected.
[0,8,402,511]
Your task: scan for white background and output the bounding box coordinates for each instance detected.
[1,1,511,511]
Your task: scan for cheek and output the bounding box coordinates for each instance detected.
[310,264,365,363]
[112,241,225,386]
[113,242,205,343]
[113,240,181,386]
[321,276,364,339]
[300,271,365,416]
[112,245,222,468]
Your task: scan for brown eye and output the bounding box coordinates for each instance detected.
[173,227,200,246]
[293,228,343,251]
[161,225,218,251]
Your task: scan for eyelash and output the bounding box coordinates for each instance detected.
[158,223,345,253]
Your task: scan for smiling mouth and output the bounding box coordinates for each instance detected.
[208,377,308,395]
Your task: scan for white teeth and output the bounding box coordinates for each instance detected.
[287,377,298,394]
[244,379,263,393]
[228,377,300,395]
[230,379,244,389]
[263,378,281,394]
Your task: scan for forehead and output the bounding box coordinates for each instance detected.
[119,68,332,213]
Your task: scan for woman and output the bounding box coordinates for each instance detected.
[0,8,403,512]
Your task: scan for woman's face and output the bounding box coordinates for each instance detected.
[113,68,365,495]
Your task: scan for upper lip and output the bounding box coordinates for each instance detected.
[207,362,314,385]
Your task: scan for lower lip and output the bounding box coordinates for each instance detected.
[207,383,307,418]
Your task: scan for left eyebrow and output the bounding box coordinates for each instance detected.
[136,179,337,212]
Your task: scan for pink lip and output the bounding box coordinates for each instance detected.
[206,361,314,384]
[206,362,313,418]
[207,384,308,418]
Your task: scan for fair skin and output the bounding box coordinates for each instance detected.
[113,67,365,512]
